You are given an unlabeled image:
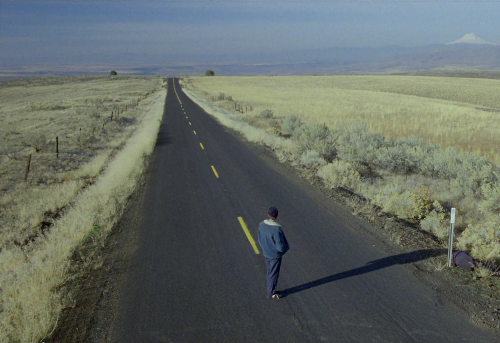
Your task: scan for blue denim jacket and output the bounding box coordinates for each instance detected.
[257,220,289,259]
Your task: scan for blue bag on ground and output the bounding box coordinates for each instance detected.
[452,251,474,271]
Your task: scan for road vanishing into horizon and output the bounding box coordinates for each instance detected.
[109,78,498,342]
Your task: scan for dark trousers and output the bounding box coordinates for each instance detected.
[265,257,282,295]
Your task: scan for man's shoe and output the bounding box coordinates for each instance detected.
[266,291,281,300]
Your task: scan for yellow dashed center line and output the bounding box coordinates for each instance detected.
[173,80,182,104]
[173,79,258,255]
[237,217,260,254]
[211,165,219,178]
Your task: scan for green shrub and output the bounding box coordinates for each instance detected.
[300,151,326,169]
[457,216,500,261]
[259,109,273,118]
[88,118,102,135]
[373,185,430,221]
[334,124,500,199]
[375,136,436,175]
[205,70,215,76]
[420,201,448,239]
[217,93,225,101]
[336,124,384,167]
[479,181,500,214]
[72,130,92,149]
[25,134,48,152]
[292,123,337,159]
[317,160,360,190]
[281,114,302,135]
[265,127,282,137]
[267,119,279,129]
[110,70,117,76]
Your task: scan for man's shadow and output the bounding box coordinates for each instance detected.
[281,248,446,297]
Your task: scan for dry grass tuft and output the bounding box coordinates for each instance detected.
[429,257,448,271]
[474,261,500,279]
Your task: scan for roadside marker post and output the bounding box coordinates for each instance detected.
[447,208,456,267]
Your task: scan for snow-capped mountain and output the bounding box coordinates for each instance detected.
[447,33,495,45]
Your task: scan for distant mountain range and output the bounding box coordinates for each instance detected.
[1,34,499,78]
[182,34,500,76]
[154,33,500,76]
[235,33,500,75]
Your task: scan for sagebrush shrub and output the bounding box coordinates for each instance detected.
[317,160,360,190]
[373,185,430,221]
[292,123,336,159]
[72,131,91,149]
[457,217,500,261]
[281,114,302,135]
[259,109,273,118]
[267,119,279,129]
[265,127,282,137]
[431,147,497,197]
[479,181,500,214]
[25,134,48,152]
[217,93,225,101]
[375,136,436,175]
[420,201,448,239]
[336,124,384,167]
[300,151,326,169]
[89,108,101,119]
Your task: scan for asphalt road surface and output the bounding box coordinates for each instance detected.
[110,79,498,342]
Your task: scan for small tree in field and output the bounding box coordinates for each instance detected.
[110,70,117,76]
[205,70,215,76]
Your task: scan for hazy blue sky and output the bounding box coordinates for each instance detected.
[1,1,500,66]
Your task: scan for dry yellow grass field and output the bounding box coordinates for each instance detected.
[0,76,165,341]
[0,76,159,248]
[185,75,500,164]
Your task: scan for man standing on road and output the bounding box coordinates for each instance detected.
[258,207,289,300]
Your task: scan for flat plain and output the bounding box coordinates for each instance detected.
[187,75,500,163]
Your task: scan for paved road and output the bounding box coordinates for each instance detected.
[110,79,497,342]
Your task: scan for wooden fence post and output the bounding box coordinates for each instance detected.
[24,154,32,182]
[56,136,59,159]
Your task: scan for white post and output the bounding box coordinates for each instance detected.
[447,208,456,267]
